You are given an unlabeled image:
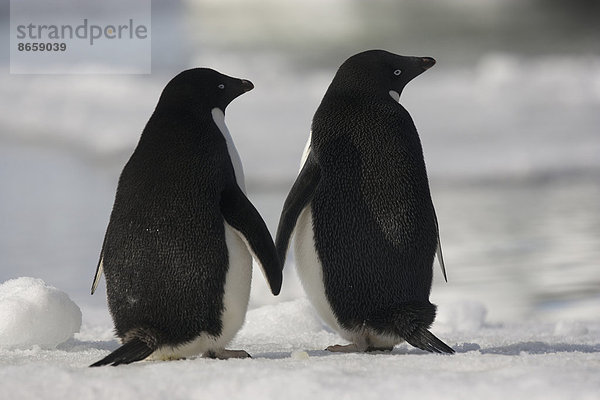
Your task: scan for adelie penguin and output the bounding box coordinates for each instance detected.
[89,68,282,366]
[276,50,454,354]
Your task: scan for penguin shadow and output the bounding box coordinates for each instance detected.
[254,341,600,358]
[251,351,295,360]
[57,338,120,353]
[251,343,481,360]
[389,342,481,355]
[57,339,600,360]
[391,341,600,355]
[478,341,600,355]
[250,349,342,360]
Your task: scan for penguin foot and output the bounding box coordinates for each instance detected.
[326,343,361,353]
[203,349,251,359]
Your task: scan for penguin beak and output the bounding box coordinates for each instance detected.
[420,57,436,71]
[240,79,254,93]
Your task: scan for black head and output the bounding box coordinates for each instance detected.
[156,68,254,113]
[332,50,435,99]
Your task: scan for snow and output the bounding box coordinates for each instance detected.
[1,285,599,400]
[0,277,81,350]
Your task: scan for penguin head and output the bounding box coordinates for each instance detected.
[156,68,254,113]
[333,50,435,100]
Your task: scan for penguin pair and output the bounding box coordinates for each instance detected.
[90,50,452,367]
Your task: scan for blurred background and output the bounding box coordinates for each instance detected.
[1,0,599,328]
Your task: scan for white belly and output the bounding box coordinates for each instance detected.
[294,209,404,349]
[294,207,351,340]
[150,222,252,360]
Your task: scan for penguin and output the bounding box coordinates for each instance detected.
[89,68,282,367]
[276,50,453,354]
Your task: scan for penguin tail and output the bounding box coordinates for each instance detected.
[404,326,455,354]
[366,301,454,354]
[90,328,160,367]
[90,338,155,367]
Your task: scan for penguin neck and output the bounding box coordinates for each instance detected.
[139,106,219,146]
[314,87,421,157]
[211,107,246,193]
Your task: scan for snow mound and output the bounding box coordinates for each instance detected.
[554,320,590,337]
[0,277,82,349]
[436,300,488,332]
[237,298,336,350]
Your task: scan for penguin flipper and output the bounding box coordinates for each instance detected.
[90,338,155,367]
[433,209,448,282]
[91,233,110,295]
[90,256,103,295]
[220,184,283,295]
[275,151,321,263]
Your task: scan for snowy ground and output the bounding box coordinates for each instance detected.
[1,278,599,400]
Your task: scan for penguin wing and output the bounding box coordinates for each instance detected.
[275,151,321,263]
[91,256,103,295]
[433,209,448,282]
[220,183,283,295]
[91,236,107,295]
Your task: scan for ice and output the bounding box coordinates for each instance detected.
[0,277,82,349]
[290,350,310,360]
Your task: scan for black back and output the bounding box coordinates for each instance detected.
[310,50,439,326]
[98,69,276,346]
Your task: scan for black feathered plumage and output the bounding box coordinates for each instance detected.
[90,69,281,366]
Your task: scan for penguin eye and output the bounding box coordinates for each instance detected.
[218,84,225,89]
[393,69,402,76]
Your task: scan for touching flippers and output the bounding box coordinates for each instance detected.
[220,182,283,295]
[275,151,321,263]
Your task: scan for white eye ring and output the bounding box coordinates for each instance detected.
[393,69,402,76]
[218,84,225,89]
